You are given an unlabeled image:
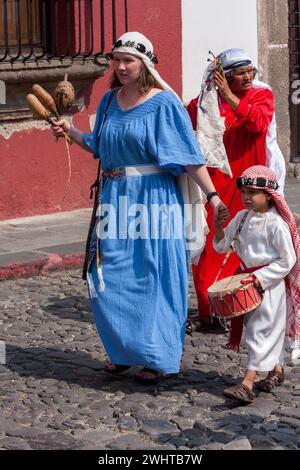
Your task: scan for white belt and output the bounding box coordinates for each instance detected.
[124,164,170,176]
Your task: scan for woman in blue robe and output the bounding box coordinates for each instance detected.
[52,32,229,383]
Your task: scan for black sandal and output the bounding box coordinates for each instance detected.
[223,383,254,404]
[186,319,193,335]
[103,361,131,374]
[134,368,163,384]
[255,369,284,392]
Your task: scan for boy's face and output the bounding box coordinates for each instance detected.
[240,186,271,213]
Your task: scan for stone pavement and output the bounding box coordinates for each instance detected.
[0,178,299,450]
[1,270,300,451]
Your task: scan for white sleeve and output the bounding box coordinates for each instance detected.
[254,222,296,290]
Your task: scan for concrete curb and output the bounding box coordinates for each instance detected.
[0,252,85,281]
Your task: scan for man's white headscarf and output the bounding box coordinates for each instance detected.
[196,47,285,192]
[195,49,253,177]
[219,48,253,73]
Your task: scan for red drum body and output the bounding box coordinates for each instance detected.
[207,273,262,319]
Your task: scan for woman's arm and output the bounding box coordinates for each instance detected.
[185,164,229,225]
[214,217,225,242]
[52,119,92,153]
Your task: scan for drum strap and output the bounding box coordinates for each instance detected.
[227,263,267,353]
[215,211,249,282]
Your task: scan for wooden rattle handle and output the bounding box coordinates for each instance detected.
[26,93,51,120]
[26,93,72,144]
[32,84,60,119]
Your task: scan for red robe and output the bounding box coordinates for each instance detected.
[187,87,275,318]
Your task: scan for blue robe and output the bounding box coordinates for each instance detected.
[83,90,205,373]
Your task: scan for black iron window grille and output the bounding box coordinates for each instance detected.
[289,0,300,161]
[0,0,128,64]
[289,0,300,81]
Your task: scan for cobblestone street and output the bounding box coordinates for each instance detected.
[1,270,300,451]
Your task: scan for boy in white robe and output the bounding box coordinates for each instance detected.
[212,165,300,404]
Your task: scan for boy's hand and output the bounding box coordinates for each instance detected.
[214,203,230,226]
[252,275,262,289]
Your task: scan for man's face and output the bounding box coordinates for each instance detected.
[228,66,255,93]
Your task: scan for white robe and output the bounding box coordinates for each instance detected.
[213,208,296,371]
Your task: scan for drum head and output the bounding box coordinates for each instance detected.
[208,273,253,296]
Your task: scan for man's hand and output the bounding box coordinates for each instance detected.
[213,71,240,111]
[214,71,232,99]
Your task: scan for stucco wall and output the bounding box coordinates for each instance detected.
[0,0,182,220]
[181,0,258,103]
[258,0,290,167]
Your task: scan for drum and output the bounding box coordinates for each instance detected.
[207,273,262,319]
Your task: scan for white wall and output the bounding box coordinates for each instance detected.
[182,0,258,103]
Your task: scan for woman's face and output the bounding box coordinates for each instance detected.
[229,66,255,93]
[112,52,143,85]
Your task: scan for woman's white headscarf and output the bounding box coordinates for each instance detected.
[110,31,180,99]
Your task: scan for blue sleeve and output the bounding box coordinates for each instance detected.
[82,91,112,159]
[152,95,205,175]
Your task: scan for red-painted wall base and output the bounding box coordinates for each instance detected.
[0,0,182,220]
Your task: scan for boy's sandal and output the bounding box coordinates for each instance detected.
[255,369,284,392]
[134,368,163,385]
[195,317,213,332]
[103,361,131,374]
[186,319,193,335]
[195,317,224,332]
[223,383,254,404]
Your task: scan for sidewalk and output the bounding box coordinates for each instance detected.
[0,178,299,281]
[0,209,91,280]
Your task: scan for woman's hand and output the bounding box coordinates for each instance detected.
[216,203,230,226]
[212,201,229,242]
[210,198,230,226]
[51,119,71,139]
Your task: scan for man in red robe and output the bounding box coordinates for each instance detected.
[187,48,285,329]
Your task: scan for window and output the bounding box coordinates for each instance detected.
[1,0,128,64]
[0,0,41,60]
[289,0,300,161]
[0,1,128,122]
